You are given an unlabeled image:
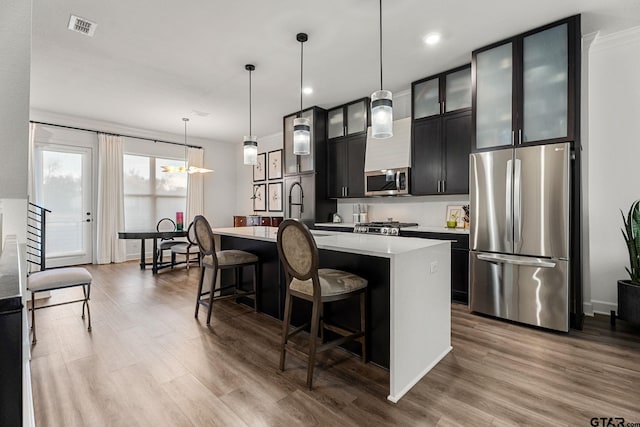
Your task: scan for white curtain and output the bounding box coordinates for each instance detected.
[96,133,126,264]
[186,147,205,225]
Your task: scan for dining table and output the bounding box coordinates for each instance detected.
[118,230,187,274]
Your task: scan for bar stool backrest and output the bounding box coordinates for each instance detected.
[193,216,217,268]
[277,219,319,287]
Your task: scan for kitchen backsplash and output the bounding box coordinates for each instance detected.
[336,195,469,227]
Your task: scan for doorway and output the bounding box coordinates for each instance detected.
[34,144,94,266]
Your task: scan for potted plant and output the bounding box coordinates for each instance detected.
[617,200,640,325]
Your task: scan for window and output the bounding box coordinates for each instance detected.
[123,154,187,229]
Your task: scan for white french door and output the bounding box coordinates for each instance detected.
[34,144,94,267]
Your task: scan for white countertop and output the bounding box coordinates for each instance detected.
[212,226,448,259]
[314,223,470,235]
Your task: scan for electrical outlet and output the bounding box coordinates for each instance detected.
[430,261,438,273]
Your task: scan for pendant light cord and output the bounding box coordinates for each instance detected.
[183,118,188,167]
[379,0,383,91]
[300,39,304,115]
[249,67,252,136]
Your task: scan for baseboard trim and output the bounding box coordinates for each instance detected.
[587,300,617,316]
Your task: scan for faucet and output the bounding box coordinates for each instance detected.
[288,181,304,218]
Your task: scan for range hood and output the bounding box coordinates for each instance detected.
[364,117,411,172]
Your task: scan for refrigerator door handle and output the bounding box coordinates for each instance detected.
[477,253,557,268]
[505,159,513,243]
[514,158,522,244]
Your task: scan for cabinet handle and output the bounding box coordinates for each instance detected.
[442,180,446,193]
[345,187,348,197]
[511,131,515,146]
[437,180,441,193]
[442,100,446,114]
[518,129,522,145]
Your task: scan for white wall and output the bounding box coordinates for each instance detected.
[0,0,30,200]
[586,26,640,314]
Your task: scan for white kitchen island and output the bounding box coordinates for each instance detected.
[212,226,452,403]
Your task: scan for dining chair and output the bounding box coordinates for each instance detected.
[192,215,260,325]
[156,217,182,264]
[170,221,200,269]
[276,219,368,389]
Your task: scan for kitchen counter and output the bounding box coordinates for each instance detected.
[213,226,447,258]
[212,226,451,403]
[314,222,470,235]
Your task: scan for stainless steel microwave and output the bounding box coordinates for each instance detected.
[365,167,410,196]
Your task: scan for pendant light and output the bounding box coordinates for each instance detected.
[243,64,258,165]
[293,32,310,155]
[371,0,393,139]
[161,118,213,174]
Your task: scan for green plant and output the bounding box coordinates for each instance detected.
[621,200,640,285]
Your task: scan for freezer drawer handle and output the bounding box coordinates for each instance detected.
[477,253,556,268]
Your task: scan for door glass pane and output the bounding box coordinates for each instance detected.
[40,150,84,256]
[347,101,366,135]
[413,77,440,119]
[523,24,568,142]
[476,43,513,149]
[445,68,471,112]
[328,108,344,139]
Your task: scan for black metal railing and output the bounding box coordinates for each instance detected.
[27,202,51,272]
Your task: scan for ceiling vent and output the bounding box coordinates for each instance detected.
[67,15,97,37]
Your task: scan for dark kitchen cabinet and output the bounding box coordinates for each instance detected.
[473,15,580,151]
[327,134,366,198]
[326,97,369,199]
[413,65,471,120]
[327,98,369,139]
[283,107,327,176]
[411,64,471,196]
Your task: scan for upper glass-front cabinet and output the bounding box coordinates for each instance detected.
[327,98,369,140]
[412,65,471,121]
[522,23,568,143]
[473,16,578,151]
[413,77,440,119]
[445,68,472,113]
[475,42,513,149]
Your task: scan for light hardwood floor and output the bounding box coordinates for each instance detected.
[30,262,640,426]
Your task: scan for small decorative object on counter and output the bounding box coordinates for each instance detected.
[463,205,470,229]
[446,213,458,228]
[176,212,184,231]
[445,205,464,228]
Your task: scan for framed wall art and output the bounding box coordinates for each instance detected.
[445,205,465,228]
[268,182,283,212]
[267,149,283,180]
[253,153,266,182]
[252,183,266,211]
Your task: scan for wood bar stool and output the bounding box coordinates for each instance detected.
[192,215,260,325]
[276,219,368,389]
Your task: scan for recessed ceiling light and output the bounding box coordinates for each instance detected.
[424,33,441,45]
[303,87,313,95]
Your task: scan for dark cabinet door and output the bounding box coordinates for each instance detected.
[442,111,472,194]
[327,139,347,198]
[346,135,366,197]
[411,117,442,195]
[451,248,469,303]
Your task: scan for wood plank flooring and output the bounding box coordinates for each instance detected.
[30,262,640,426]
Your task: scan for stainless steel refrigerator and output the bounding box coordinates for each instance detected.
[469,142,570,332]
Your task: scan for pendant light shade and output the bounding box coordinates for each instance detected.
[293,32,310,155]
[371,0,393,139]
[161,118,213,174]
[243,135,258,165]
[243,64,258,165]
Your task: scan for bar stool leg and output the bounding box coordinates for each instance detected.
[253,263,258,312]
[360,290,367,363]
[83,284,92,332]
[279,291,293,371]
[195,266,206,318]
[31,291,37,344]
[307,299,321,389]
[206,267,218,325]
